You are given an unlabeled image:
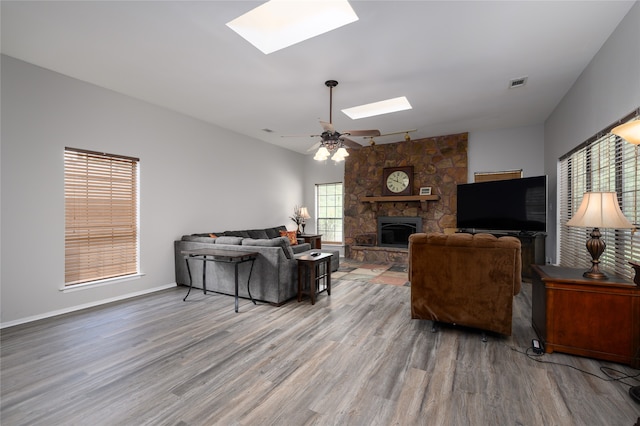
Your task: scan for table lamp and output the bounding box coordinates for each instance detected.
[299,207,311,234]
[566,192,635,279]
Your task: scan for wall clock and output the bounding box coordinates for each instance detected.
[383,166,413,196]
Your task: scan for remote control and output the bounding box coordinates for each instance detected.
[310,252,320,257]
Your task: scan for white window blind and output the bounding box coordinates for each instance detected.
[65,148,139,285]
[558,112,639,281]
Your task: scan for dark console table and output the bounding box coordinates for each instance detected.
[531,265,640,368]
[181,248,258,313]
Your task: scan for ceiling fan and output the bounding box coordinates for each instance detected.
[365,129,417,145]
[304,80,381,160]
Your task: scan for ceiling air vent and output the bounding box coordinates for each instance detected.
[509,76,528,89]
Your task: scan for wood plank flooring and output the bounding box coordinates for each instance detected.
[2,278,639,425]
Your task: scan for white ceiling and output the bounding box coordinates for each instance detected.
[1,1,635,154]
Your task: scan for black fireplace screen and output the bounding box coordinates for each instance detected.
[377,217,422,248]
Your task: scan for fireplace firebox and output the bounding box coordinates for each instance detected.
[377,217,422,248]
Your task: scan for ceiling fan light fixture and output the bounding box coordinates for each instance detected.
[314,145,330,161]
[331,147,349,162]
[342,96,412,120]
[226,0,359,54]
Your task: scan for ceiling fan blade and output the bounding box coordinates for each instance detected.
[345,129,381,137]
[380,129,417,137]
[342,137,363,149]
[320,120,334,132]
[306,141,321,152]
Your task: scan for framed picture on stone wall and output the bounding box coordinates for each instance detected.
[419,187,432,196]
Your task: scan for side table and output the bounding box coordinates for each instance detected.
[531,264,640,368]
[182,248,258,313]
[297,252,332,305]
[297,234,322,249]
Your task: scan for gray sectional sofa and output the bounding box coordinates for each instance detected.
[174,225,339,305]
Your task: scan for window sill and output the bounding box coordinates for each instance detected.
[59,273,145,293]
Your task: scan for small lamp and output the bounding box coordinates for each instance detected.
[566,192,635,279]
[299,207,311,234]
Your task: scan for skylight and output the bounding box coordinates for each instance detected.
[226,0,359,55]
[341,96,412,120]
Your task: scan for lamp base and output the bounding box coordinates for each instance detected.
[583,269,608,280]
[583,227,608,280]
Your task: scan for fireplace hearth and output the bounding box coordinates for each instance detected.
[378,217,422,248]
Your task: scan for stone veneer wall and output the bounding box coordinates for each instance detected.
[344,132,468,262]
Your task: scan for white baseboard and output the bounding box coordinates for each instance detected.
[0,283,178,329]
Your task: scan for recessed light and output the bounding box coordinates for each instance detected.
[226,0,359,55]
[342,96,412,120]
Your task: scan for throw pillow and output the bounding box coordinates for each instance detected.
[280,230,298,245]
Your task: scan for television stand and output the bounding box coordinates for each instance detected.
[457,229,545,280]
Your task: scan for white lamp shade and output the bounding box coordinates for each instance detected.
[566,192,634,229]
[299,207,311,219]
[314,145,330,161]
[331,147,349,162]
[335,147,349,157]
[313,152,328,161]
[611,120,640,144]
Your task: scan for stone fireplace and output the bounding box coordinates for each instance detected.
[344,132,468,264]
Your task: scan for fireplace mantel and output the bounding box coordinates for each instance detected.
[360,195,440,211]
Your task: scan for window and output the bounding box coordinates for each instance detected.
[316,182,343,244]
[64,148,139,286]
[558,113,639,281]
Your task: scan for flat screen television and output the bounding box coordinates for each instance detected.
[456,175,547,233]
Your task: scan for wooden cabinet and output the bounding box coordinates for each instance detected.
[531,265,640,368]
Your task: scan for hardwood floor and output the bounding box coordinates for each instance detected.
[2,275,639,425]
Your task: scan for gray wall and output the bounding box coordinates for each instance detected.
[468,125,545,181]
[1,55,305,326]
[544,2,640,263]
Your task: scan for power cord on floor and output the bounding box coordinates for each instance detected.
[504,343,640,388]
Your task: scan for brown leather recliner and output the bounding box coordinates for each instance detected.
[409,233,522,336]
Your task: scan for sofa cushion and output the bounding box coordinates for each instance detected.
[247,229,269,239]
[192,232,223,238]
[280,230,298,245]
[265,226,287,239]
[223,230,251,238]
[242,236,294,259]
[181,235,217,243]
[214,236,244,245]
